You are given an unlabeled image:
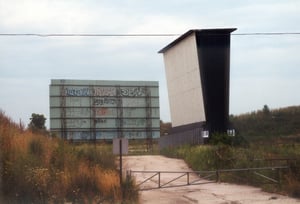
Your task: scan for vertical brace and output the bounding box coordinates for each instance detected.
[145,86,152,151]
[117,86,123,138]
[90,85,96,143]
[60,83,67,140]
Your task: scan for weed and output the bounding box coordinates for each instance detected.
[0,111,139,203]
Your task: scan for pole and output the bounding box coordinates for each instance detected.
[119,139,123,199]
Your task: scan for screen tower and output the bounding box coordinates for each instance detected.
[159,28,236,135]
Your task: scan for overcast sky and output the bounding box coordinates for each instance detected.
[1,0,300,128]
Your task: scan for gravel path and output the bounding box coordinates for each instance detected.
[123,155,300,204]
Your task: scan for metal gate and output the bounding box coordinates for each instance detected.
[129,166,289,191]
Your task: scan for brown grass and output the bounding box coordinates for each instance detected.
[0,110,138,203]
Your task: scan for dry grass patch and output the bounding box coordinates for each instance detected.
[0,111,138,203]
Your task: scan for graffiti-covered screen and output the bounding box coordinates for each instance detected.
[50,79,160,141]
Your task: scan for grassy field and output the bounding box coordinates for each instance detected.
[2,105,300,202]
[0,111,138,203]
[159,106,300,198]
[161,140,300,198]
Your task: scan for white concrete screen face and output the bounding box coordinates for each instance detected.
[162,33,205,127]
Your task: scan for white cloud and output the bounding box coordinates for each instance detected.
[0,0,115,33]
[230,76,300,114]
[0,77,49,127]
[129,14,196,34]
[1,0,300,125]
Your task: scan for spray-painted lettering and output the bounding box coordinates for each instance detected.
[65,87,90,96]
[93,87,116,96]
[95,108,116,116]
[65,87,117,97]
[64,87,147,97]
[93,98,117,106]
[120,87,146,97]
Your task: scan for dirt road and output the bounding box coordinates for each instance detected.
[123,155,299,204]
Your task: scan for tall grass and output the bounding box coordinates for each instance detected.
[161,143,300,197]
[0,111,139,203]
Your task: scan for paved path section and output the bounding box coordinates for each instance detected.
[123,155,300,204]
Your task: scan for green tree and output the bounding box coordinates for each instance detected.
[28,113,46,132]
[262,104,270,115]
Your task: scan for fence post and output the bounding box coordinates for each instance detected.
[247,168,250,185]
[158,172,161,188]
[277,168,282,189]
[216,170,220,183]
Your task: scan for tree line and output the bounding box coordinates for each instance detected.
[230,105,300,141]
[160,105,300,142]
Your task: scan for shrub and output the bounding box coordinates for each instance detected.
[76,144,116,169]
[0,111,138,203]
[122,173,139,203]
[208,132,249,147]
[209,132,233,145]
[29,138,44,156]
